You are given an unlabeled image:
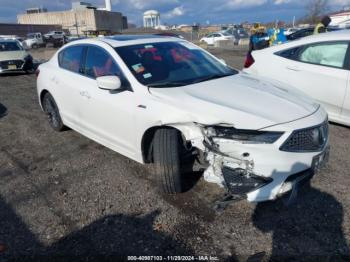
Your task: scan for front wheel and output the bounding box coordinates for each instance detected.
[42,92,65,132]
[153,129,184,194]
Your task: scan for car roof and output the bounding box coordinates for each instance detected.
[0,39,19,43]
[255,30,350,53]
[64,34,183,48]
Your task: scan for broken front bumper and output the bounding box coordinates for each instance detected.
[203,136,330,203]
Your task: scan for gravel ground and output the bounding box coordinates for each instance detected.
[0,47,350,261]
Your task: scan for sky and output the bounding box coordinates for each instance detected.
[0,0,350,25]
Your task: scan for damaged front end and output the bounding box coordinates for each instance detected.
[199,125,283,198]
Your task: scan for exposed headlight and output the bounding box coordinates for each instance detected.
[205,126,283,144]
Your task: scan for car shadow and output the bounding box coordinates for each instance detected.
[252,181,350,260]
[182,171,203,193]
[0,103,7,118]
[330,121,350,130]
[0,196,193,260]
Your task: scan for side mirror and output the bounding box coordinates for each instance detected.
[96,75,122,91]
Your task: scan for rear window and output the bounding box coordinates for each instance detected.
[58,45,85,73]
[299,42,348,68]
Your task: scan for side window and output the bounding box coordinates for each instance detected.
[276,47,300,59]
[298,42,348,68]
[213,34,221,37]
[58,45,84,73]
[84,46,122,79]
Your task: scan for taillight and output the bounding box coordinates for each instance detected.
[244,52,255,68]
[35,69,40,77]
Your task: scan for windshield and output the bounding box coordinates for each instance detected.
[27,34,36,39]
[115,41,237,87]
[0,41,23,52]
[222,32,231,36]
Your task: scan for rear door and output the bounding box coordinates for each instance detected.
[54,45,86,125]
[278,41,349,120]
[341,76,350,124]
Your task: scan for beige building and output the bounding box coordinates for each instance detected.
[17,9,126,36]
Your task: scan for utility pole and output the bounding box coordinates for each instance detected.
[293,16,296,27]
[74,12,79,36]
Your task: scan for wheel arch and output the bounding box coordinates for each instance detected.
[141,125,186,164]
[39,89,50,108]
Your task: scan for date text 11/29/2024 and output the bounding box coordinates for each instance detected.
[127,256,219,261]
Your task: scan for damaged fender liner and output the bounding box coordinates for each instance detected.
[222,167,273,195]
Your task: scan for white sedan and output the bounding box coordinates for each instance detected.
[200,32,233,45]
[37,35,329,203]
[244,30,350,126]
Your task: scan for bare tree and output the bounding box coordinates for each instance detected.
[305,0,329,24]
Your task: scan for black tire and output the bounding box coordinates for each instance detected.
[42,92,65,131]
[153,129,184,194]
[32,44,38,49]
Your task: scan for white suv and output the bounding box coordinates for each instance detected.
[36,35,329,203]
[44,31,65,40]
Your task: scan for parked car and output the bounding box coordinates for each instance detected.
[44,31,67,47]
[44,31,65,40]
[284,28,299,36]
[222,27,249,45]
[287,27,341,41]
[286,28,315,41]
[22,32,46,49]
[153,32,185,39]
[200,32,233,45]
[0,39,34,74]
[66,36,88,43]
[244,30,350,126]
[37,35,329,203]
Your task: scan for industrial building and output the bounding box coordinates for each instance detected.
[0,23,62,38]
[17,1,128,36]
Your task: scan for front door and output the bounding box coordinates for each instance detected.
[77,45,137,156]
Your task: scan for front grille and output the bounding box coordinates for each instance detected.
[0,60,24,69]
[280,121,329,152]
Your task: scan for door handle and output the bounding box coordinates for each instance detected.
[286,66,300,72]
[79,91,91,99]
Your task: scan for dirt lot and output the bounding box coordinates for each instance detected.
[0,47,350,261]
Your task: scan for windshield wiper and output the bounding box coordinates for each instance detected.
[191,73,234,85]
[147,82,188,88]
[147,73,234,88]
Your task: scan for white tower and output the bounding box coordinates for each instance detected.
[105,0,112,11]
[143,10,160,28]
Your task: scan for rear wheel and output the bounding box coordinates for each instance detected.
[153,128,185,194]
[32,43,38,49]
[42,92,65,132]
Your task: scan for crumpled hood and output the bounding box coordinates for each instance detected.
[0,51,27,61]
[149,73,319,130]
